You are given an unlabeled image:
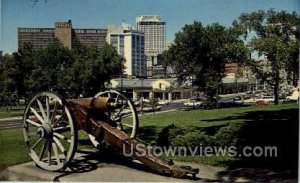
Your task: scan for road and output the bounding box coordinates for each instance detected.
[160,102,184,111]
[0,118,22,130]
[0,102,185,130]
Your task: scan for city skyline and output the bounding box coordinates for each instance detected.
[1,0,299,53]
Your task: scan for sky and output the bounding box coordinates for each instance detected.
[0,0,299,53]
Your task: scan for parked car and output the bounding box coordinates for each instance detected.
[233,96,244,104]
[142,98,150,103]
[142,106,162,112]
[243,97,256,104]
[258,96,275,103]
[132,99,141,106]
[158,100,169,105]
[183,100,202,108]
[285,90,299,102]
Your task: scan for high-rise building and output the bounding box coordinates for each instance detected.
[18,20,107,50]
[136,15,166,76]
[107,24,146,77]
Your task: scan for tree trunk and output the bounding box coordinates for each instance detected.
[274,70,280,105]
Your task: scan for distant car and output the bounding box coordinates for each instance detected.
[285,90,299,102]
[258,96,275,103]
[243,97,256,104]
[132,99,141,106]
[233,96,244,104]
[183,100,202,107]
[158,100,169,105]
[142,106,162,112]
[142,98,150,103]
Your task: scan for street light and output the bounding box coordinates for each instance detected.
[120,70,124,92]
[134,63,147,115]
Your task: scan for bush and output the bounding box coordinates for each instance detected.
[171,131,215,147]
[202,99,217,109]
[157,124,187,146]
[214,123,243,147]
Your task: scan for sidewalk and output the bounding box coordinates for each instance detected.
[4,150,225,182]
[0,116,22,122]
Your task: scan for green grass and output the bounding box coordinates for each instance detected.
[0,128,93,171]
[170,154,235,167]
[134,103,299,166]
[138,103,298,128]
[0,128,31,170]
[0,112,23,119]
[0,106,24,119]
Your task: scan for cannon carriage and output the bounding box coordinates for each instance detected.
[22,90,198,178]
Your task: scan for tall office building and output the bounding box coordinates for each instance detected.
[136,15,166,76]
[18,20,107,50]
[107,24,146,77]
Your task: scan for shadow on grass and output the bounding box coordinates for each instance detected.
[136,126,160,145]
[216,108,299,182]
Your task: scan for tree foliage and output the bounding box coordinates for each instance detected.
[0,40,124,100]
[164,22,249,99]
[234,9,300,104]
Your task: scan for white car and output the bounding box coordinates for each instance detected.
[243,98,256,104]
[286,90,299,101]
[257,96,275,103]
[142,106,162,112]
[142,98,150,103]
[183,100,202,107]
[158,100,169,105]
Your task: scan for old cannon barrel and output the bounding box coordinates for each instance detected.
[68,97,118,112]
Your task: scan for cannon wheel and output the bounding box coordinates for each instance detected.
[89,90,139,148]
[23,92,78,171]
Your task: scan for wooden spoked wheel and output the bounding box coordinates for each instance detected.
[89,90,139,148]
[23,92,77,171]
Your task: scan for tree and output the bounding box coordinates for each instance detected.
[0,52,11,104]
[149,97,159,114]
[234,10,300,104]
[71,43,124,96]
[1,39,124,100]
[28,39,74,95]
[164,22,249,100]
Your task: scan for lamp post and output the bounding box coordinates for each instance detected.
[120,70,124,93]
[135,63,146,115]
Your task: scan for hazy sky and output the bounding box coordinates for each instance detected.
[1,0,299,53]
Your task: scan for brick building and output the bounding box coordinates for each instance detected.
[18,20,107,50]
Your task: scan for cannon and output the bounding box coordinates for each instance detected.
[22,91,198,178]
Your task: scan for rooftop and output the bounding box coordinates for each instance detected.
[136,15,162,22]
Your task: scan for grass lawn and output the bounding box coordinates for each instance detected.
[134,103,299,169]
[0,128,94,172]
[0,103,298,173]
[0,106,24,119]
[138,103,298,128]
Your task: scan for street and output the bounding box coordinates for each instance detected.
[0,102,184,130]
[0,118,22,130]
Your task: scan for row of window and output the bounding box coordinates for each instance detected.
[75,29,106,34]
[19,28,54,33]
[137,22,166,26]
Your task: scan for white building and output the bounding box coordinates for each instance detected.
[136,15,166,76]
[110,78,192,100]
[107,24,146,77]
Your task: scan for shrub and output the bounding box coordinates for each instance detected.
[171,131,215,147]
[157,124,187,146]
[202,99,217,109]
[214,123,243,147]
